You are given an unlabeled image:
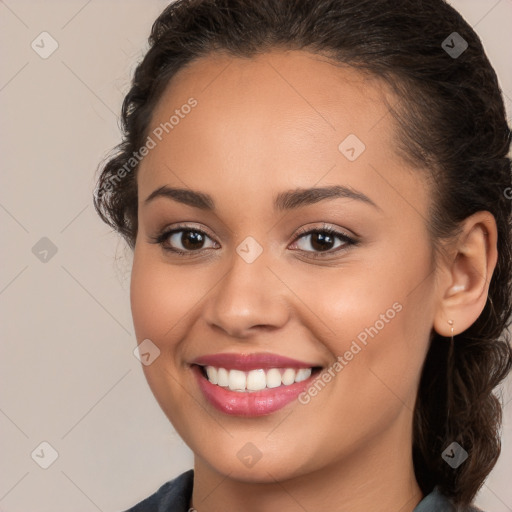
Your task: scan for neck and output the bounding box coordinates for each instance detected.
[190,411,424,512]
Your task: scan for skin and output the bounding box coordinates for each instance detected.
[130,50,498,512]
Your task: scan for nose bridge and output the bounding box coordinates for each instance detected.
[202,235,290,337]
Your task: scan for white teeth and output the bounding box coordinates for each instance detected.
[246,369,267,391]
[228,369,246,391]
[203,366,314,391]
[266,368,282,388]
[205,366,218,385]
[295,368,312,382]
[217,367,229,387]
[281,368,296,386]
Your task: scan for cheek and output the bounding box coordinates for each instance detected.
[284,242,434,405]
[130,250,203,343]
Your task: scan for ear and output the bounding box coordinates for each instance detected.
[433,211,498,337]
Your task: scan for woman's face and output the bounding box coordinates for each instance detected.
[131,50,440,482]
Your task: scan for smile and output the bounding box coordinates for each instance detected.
[201,366,314,391]
[190,352,324,416]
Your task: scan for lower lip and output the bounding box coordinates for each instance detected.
[192,365,317,417]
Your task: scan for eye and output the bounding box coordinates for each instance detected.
[149,222,357,258]
[150,224,218,255]
[289,224,357,257]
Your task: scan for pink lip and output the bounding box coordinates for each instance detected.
[192,365,318,417]
[191,352,319,371]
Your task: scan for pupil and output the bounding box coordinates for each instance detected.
[311,232,334,251]
[182,230,204,250]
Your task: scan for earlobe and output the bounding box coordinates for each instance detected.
[433,211,498,337]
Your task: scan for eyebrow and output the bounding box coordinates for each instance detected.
[144,184,380,211]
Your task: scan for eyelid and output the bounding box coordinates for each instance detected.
[150,221,357,256]
[293,222,355,240]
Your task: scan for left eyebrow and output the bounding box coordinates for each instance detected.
[274,185,381,212]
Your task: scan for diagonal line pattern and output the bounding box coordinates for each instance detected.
[61,61,118,117]
[473,0,503,28]
[0,202,30,233]
[366,366,414,413]
[201,61,233,93]
[161,366,234,438]
[60,265,132,335]
[481,481,512,510]
[265,266,337,335]
[267,61,336,131]
[61,470,103,511]
[0,471,29,502]
[162,163,234,238]
[163,268,232,337]
[0,407,29,438]
[266,471,311,512]
[368,162,494,295]
[0,0,29,29]
[0,265,28,296]
[368,163,428,224]
[0,62,29,93]
[265,408,294,438]
[60,204,89,233]
[265,163,337,235]
[61,369,131,439]
[61,0,93,29]
[195,471,233,506]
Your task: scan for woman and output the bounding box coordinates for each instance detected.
[94,0,512,510]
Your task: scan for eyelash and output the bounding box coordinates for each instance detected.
[149,223,358,259]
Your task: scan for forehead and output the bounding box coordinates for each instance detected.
[137,49,423,216]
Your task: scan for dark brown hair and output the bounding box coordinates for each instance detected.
[94,0,512,508]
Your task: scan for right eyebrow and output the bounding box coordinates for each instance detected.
[144,186,214,210]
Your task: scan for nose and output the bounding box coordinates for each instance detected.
[201,244,291,339]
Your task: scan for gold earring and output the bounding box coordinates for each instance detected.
[446,319,455,437]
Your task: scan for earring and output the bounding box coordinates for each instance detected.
[446,319,455,439]
[448,319,454,340]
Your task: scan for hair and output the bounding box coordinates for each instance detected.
[94,0,512,508]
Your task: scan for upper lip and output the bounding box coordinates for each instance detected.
[191,352,322,371]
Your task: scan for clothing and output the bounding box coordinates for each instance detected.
[122,469,484,511]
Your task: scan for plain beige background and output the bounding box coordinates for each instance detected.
[1,0,511,510]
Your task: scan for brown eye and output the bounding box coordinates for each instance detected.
[156,227,218,254]
[292,228,353,254]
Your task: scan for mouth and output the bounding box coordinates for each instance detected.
[190,353,324,417]
[196,365,322,392]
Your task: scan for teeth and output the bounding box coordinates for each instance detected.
[217,367,229,387]
[203,366,312,392]
[281,368,296,386]
[205,366,218,385]
[295,368,311,382]
[246,369,267,391]
[228,369,246,391]
[266,368,282,388]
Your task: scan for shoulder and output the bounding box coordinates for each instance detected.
[121,469,194,512]
[414,487,486,512]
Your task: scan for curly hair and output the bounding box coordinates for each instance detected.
[93,0,512,507]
